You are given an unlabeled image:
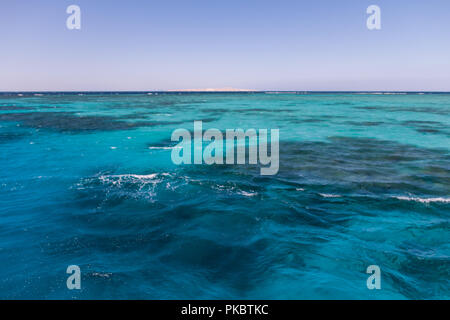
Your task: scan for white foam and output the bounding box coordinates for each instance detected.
[91,272,112,278]
[319,193,342,198]
[101,173,159,180]
[237,190,258,197]
[98,173,161,185]
[393,196,450,204]
[149,146,181,150]
[149,146,173,150]
[87,173,175,202]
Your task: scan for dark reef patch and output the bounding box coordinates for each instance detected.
[401,120,449,136]
[353,106,384,110]
[239,108,293,113]
[323,101,354,106]
[343,121,384,126]
[0,106,35,110]
[201,108,230,114]
[289,118,326,124]
[354,105,448,115]
[0,131,28,144]
[201,107,294,117]
[118,112,153,120]
[0,111,190,132]
[278,136,450,197]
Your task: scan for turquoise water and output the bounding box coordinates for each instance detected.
[0,92,449,299]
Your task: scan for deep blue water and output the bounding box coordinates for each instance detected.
[0,92,449,299]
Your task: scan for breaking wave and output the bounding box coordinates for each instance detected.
[393,196,450,204]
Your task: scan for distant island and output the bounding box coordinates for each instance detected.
[166,87,253,92]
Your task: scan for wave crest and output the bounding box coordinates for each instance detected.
[393,196,450,204]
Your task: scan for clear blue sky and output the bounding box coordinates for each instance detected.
[1,0,450,91]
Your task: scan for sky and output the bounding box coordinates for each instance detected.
[1,0,450,91]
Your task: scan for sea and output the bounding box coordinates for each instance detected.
[0,92,448,299]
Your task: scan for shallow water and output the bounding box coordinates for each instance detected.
[0,92,449,299]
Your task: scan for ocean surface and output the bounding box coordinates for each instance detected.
[0,92,449,299]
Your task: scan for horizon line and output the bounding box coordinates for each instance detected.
[1,90,450,93]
